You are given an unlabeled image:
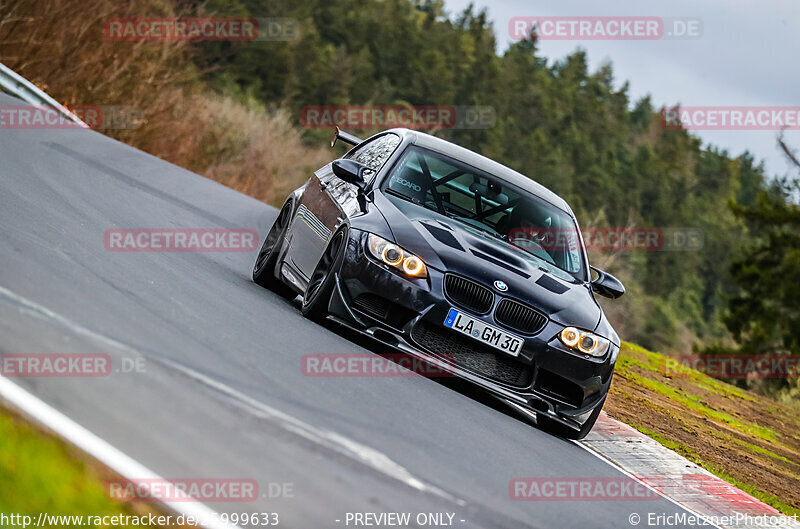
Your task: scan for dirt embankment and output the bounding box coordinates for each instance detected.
[607,342,800,515]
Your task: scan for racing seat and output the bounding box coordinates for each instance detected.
[387,166,430,204]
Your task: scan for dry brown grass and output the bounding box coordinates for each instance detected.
[0,0,191,123]
[0,0,329,206]
[173,93,330,204]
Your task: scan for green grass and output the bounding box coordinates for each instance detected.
[616,354,662,374]
[621,343,756,401]
[619,343,665,371]
[628,423,799,517]
[620,368,777,441]
[0,408,145,524]
[700,463,800,518]
[733,439,792,464]
[706,429,794,464]
[693,379,756,402]
[615,341,800,517]
[616,350,778,442]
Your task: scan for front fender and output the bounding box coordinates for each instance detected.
[348,192,395,242]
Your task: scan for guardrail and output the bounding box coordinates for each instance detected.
[0,62,86,126]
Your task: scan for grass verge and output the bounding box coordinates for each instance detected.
[0,406,166,526]
[607,342,800,516]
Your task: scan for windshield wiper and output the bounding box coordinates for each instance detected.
[445,215,504,240]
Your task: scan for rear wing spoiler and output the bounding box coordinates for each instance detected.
[330,126,363,148]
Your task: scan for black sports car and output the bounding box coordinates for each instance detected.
[253,127,625,439]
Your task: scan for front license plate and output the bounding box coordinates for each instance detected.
[443,308,523,356]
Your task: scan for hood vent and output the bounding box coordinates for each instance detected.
[535,274,569,294]
[421,222,464,251]
[469,249,531,279]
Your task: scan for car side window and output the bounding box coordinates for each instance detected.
[346,133,401,184]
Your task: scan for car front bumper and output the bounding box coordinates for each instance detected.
[326,230,615,431]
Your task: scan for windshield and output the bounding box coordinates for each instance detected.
[382,146,587,280]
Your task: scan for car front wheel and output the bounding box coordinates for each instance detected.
[301,227,347,322]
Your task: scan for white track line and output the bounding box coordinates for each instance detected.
[0,283,742,527]
[572,439,724,529]
[507,400,722,527]
[0,284,466,508]
[157,356,467,506]
[0,377,240,529]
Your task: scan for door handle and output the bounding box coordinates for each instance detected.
[319,181,328,191]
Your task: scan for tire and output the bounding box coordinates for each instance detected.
[537,395,606,440]
[253,203,296,299]
[301,227,347,322]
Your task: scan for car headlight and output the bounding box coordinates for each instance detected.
[559,327,610,357]
[367,234,427,278]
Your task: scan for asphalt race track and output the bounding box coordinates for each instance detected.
[0,93,707,528]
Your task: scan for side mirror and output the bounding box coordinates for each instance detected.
[332,159,370,190]
[590,266,625,299]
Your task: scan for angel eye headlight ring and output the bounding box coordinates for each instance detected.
[559,327,610,357]
[367,234,428,278]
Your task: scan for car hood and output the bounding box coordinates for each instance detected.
[375,193,602,331]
